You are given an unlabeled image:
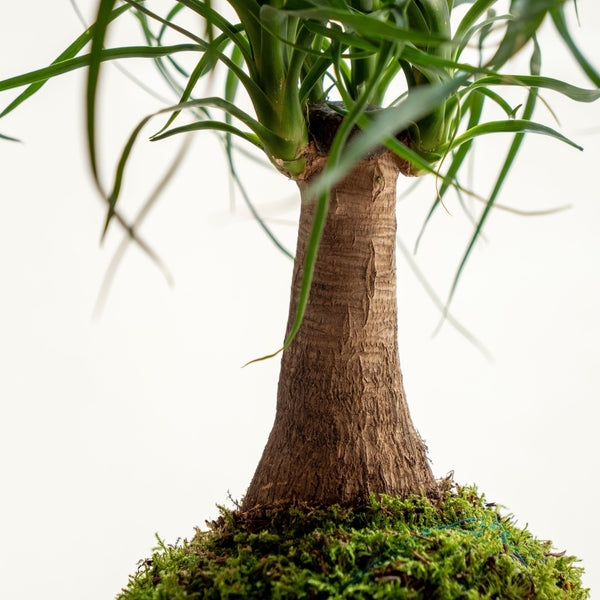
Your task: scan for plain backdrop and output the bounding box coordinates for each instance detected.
[1,2,599,599]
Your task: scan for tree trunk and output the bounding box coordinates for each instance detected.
[243,147,438,510]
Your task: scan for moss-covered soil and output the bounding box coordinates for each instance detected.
[117,485,587,599]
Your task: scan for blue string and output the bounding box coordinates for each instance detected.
[341,516,532,591]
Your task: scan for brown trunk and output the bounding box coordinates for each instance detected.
[243,148,437,510]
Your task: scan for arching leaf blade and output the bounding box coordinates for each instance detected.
[274,6,449,47]
[123,0,267,110]
[0,4,130,119]
[439,119,583,153]
[441,39,544,325]
[464,74,600,103]
[415,90,485,252]
[453,0,497,48]
[151,120,263,149]
[281,189,328,351]
[175,0,255,71]
[550,4,600,87]
[0,131,21,142]
[87,0,119,186]
[226,153,294,261]
[94,137,191,316]
[0,45,203,93]
[99,97,286,238]
[157,2,186,43]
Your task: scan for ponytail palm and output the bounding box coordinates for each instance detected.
[1,0,598,509]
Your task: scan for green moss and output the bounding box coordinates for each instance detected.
[117,486,588,599]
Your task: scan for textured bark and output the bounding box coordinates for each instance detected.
[242,149,438,510]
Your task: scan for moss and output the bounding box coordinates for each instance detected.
[117,486,588,599]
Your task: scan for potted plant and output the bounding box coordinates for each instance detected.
[1,1,598,597]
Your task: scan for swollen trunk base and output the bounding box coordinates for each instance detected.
[243,150,437,509]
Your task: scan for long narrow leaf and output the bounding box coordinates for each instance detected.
[453,0,497,49]
[224,44,245,210]
[454,13,512,60]
[463,74,600,103]
[175,0,255,73]
[439,119,583,153]
[0,4,130,119]
[151,120,262,149]
[472,88,517,117]
[0,45,203,93]
[276,6,450,47]
[550,4,600,87]
[301,19,378,52]
[157,3,186,43]
[415,91,485,252]
[0,132,20,142]
[396,236,492,359]
[94,137,191,315]
[124,0,267,108]
[87,0,118,186]
[441,39,544,326]
[227,154,294,261]
[100,97,286,237]
[69,2,176,105]
[226,0,262,58]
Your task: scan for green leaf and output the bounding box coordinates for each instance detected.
[124,0,273,114]
[174,0,255,72]
[99,97,287,238]
[226,0,262,59]
[0,45,203,93]
[0,131,21,142]
[400,46,475,79]
[453,0,497,48]
[415,90,485,252]
[152,36,248,136]
[550,4,600,87]
[454,13,510,60]
[439,119,583,153]
[488,0,562,69]
[441,38,544,326]
[302,19,377,52]
[472,88,517,117]
[157,3,186,43]
[226,153,294,262]
[0,4,130,119]
[87,0,118,186]
[463,74,600,103]
[274,6,448,47]
[94,137,191,315]
[151,120,262,149]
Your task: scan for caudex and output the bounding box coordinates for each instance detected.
[1,1,599,512]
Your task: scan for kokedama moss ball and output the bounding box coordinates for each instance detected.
[118,486,587,600]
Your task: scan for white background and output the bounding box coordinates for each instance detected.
[1,2,599,598]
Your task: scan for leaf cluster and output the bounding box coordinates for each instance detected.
[1,0,599,342]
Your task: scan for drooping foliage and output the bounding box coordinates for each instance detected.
[1,0,598,340]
